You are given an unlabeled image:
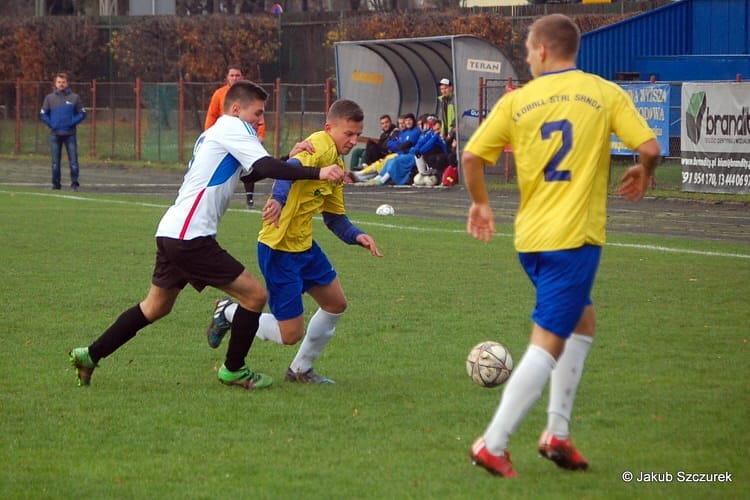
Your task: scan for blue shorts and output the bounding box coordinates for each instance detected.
[518,245,601,339]
[257,241,337,321]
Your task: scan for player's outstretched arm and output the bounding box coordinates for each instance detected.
[467,202,496,243]
[319,165,345,182]
[356,234,383,257]
[248,157,319,181]
[618,138,660,202]
[322,212,381,256]
[462,151,496,243]
[249,157,344,183]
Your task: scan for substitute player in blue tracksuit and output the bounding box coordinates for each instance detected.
[40,72,86,190]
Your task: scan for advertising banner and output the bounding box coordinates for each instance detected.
[681,82,750,194]
[611,84,670,156]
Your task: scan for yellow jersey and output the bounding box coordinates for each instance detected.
[258,131,346,252]
[465,69,656,252]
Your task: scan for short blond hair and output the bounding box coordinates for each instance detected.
[328,99,364,123]
[529,14,580,60]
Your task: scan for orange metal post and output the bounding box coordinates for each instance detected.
[477,77,484,124]
[15,79,21,153]
[274,77,281,158]
[178,78,184,164]
[475,77,485,183]
[90,79,97,157]
[325,77,332,111]
[134,78,141,161]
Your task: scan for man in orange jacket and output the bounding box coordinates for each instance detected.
[206,64,266,208]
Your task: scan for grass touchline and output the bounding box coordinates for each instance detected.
[3,188,748,262]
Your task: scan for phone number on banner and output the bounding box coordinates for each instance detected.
[682,171,750,187]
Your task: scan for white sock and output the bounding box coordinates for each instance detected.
[547,333,593,439]
[483,345,556,455]
[289,308,341,373]
[355,171,376,181]
[415,156,429,175]
[255,313,284,344]
[224,302,238,322]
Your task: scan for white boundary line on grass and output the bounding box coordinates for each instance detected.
[361,220,750,260]
[4,189,750,261]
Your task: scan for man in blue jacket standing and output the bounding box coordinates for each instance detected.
[40,73,86,191]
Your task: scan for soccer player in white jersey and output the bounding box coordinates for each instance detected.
[462,14,660,477]
[68,81,345,390]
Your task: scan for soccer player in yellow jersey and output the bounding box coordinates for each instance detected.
[206,99,382,384]
[463,14,660,477]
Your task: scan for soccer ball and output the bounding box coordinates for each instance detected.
[376,204,395,216]
[466,341,513,388]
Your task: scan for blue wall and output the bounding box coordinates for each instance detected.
[689,0,750,54]
[578,0,750,81]
[636,55,750,81]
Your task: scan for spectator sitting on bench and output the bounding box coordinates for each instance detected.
[368,114,447,186]
[413,117,449,186]
[350,114,399,170]
[351,113,418,182]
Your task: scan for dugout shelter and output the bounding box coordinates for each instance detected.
[334,36,518,159]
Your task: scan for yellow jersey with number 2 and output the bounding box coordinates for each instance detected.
[465,69,656,252]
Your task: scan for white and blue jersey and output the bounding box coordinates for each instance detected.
[156,115,267,240]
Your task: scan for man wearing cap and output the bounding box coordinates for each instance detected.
[438,78,456,142]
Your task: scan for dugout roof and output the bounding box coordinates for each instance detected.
[334,36,518,156]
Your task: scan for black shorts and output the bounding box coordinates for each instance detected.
[152,236,245,292]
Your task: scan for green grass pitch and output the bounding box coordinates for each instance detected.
[0,187,747,499]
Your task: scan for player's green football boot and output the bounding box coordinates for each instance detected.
[218,364,273,390]
[69,347,97,387]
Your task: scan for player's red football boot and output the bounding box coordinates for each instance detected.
[470,438,518,478]
[538,430,589,470]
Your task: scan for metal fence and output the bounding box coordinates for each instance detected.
[3,75,689,174]
[0,79,333,165]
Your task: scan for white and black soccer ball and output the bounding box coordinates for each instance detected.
[466,341,513,388]
[375,204,395,216]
